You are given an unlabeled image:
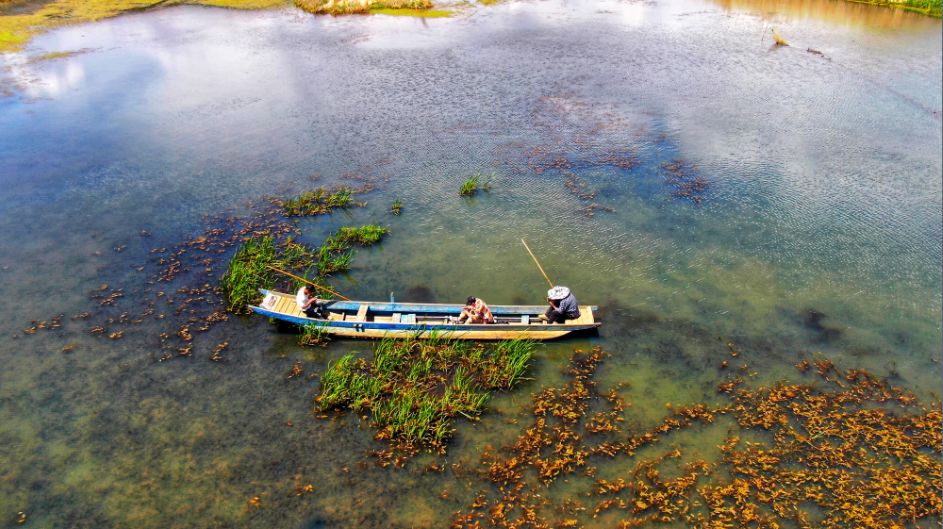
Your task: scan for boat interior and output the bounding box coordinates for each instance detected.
[260,291,596,326]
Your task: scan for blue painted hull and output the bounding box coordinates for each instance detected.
[250,290,600,340]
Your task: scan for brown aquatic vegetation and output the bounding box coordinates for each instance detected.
[451,348,942,529]
[19,181,384,362]
[662,159,709,204]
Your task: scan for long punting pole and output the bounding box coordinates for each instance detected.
[520,239,555,288]
[267,265,353,301]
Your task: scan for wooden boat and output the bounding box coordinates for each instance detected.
[250,289,600,340]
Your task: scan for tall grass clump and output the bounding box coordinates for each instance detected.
[299,322,330,346]
[282,187,353,216]
[316,225,388,275]
[315,337,538,457]
[220,235,320,312]
[390,199,403,215]
[335,225,389,245]
[458,172,493,196]
[489,339,536,388]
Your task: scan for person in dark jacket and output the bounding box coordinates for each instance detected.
[540,286,580,324]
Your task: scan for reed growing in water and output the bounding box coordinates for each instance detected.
[458,172,493,196]
[221,223,387,311]
[220,236,317,312]
[281,187,353,216]
[299,322,330,346]
[316,337,536,454]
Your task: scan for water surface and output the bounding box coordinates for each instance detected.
[0,0,940,527]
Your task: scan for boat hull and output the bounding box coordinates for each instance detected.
[250,290,600,341]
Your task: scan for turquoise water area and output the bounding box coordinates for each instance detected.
[0,0,940,527]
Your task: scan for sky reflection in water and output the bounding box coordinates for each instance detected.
[0,0,940,527]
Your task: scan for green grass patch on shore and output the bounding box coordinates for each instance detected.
[0,0,290,52]
[294,0,431,15]
[316,337,536,455]
[369,7,451,17]
[863,0,941,16]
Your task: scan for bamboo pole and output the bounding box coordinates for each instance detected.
[520,239,554,288]
[267,265,352,301]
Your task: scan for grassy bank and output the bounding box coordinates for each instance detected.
[0,0,290,52]
[859,0,941,16]
[0,0,449,53]
[294,0,430,15]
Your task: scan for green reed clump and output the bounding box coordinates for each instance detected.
[459,172,493,196]
[336,225,389,245]
[220,235,318,312]
[282,187,353,216]
[390,199,402,215]
[459,175,479,196]
[315,225,388,275]
[488,338,536,388]
[295,0,431,15]
[315,337,537,454]
[299,322,330,346]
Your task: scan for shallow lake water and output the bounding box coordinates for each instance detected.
[0,0,940,527]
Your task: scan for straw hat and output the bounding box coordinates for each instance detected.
[547,286,570,301]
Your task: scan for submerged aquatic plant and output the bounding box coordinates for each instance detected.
[315,337,537,457]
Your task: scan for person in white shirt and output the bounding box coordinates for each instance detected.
[296,285,328,318]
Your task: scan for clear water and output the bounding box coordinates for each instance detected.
[0,0,940,526]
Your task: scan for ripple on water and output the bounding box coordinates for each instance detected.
[0,0,939,527]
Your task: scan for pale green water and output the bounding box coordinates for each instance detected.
[0,0,940,527]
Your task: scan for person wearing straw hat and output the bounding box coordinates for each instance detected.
[539,286,581,324]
